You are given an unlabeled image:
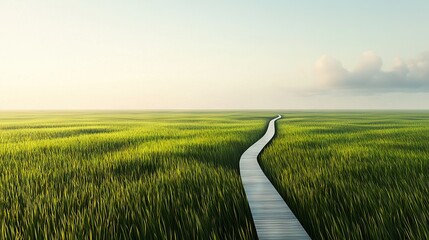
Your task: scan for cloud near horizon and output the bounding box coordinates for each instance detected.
[314,51,429,92]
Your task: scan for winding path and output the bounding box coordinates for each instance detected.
[240,115,310,240]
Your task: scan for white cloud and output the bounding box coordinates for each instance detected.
[314,55,348,86]
[314,51,429,92]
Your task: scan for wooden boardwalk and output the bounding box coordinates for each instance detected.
[240,115,310,240]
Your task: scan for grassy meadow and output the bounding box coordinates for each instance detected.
[0,111,273,239]
[260,111,429,239]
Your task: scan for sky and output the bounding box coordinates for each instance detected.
[1,0,429,109]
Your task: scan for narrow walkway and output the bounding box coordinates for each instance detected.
[240,115,310,240]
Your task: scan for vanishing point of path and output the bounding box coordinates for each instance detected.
[240,115,310,240]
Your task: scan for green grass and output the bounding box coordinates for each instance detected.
[0,111,273,239]
[260,111,429,239]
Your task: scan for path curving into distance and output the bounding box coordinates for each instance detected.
[240,115,310,240]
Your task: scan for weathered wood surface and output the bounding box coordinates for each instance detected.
[240,115,310,240]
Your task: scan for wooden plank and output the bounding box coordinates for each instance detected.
[240,115,310,240]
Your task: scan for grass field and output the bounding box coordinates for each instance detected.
[0,111,273,239]
[3,111,429,239]
[260,111,429,239]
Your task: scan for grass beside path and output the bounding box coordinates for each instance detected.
[259,111,429,239]
[0,111,273,239]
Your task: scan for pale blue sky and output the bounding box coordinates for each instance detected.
[1,1,428,109]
